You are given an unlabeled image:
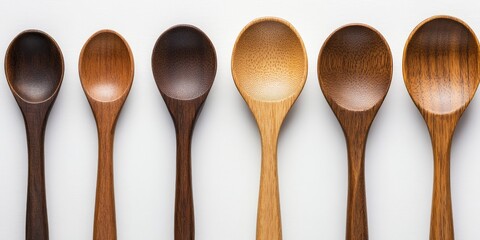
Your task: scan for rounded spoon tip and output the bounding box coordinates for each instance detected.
[5,29,64,104]
[318,23,392,112]
[79,29,134,103]
[403,15,480,114]
[232,17,308,102]
[152,24,217,101]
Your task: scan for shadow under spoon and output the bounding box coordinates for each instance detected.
[403,16,480,240]
[5,30,64,240]
[79,30,134,240]
[152,25,216,240]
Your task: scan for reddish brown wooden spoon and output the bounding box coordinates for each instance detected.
[5,30,64,240]
[79,30,134,240]
[318,24,392,240]
[403,16,480,240]
[152,25,216,240]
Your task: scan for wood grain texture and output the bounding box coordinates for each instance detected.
[152,25,216,240]
[403,16,480,240]
[79,30,134,240]
[231,17,307,240]
[4,30,64,240]
[318,24,392,240]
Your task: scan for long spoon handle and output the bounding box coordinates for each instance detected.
[174,118,195,240]
[429,117,455,240]
[25,110,49,240]
[93,122,117,240]
[345,132,368,240]
[257,122,282,240]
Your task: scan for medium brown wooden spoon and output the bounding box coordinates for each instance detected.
[152,25,216,240]
[318,24,392,240]
[79,30,134,240]
[232,17,307,240]
[403,16,480,240]
[5,30,64,240]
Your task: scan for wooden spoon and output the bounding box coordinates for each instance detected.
[403,16,480,240]
[79,30,134,240]
[151,25,216,240]
[5,30,64,240]
[318,24,392,240]
[231,17,307,240]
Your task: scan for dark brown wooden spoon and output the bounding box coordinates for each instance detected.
[4,30,64,240]
[79,30,134,240]
[152,25,216,240]
[403,16,480,240]
[318,24,392,240]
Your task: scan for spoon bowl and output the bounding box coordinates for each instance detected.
[152,25,216,240]
[404,16,479,114]
[318,24,392,111]
[152,25,216,101]
[232,17,307,240]
[403,16,480,240]
[79,30,134,102]
[318,24,392,240]
[5,30,64,240]
[232,18,307,102]
[5,30,63,103]
[79,29,134,240]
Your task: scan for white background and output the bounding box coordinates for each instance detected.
[1,0,480,239]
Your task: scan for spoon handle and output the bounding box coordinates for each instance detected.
[174,117,195,240]
[24,109,50,240]
[428,117,455,240]
[345,131,368,240]
[93,122,117,240]
[257,121,282,240]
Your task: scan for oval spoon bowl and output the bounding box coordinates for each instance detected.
[404,16,479,114]
[152,24,216,101]
[318,24,392,111]
[5,30,64,103]
[79,30,134,102]
[232,17,307,102]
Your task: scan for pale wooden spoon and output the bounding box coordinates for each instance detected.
[318,24,392,240]
[79,30,134,240]
[403,15,480,240]
[231,17,307,240]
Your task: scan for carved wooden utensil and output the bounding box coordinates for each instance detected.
[152,25,216,240]
[318,24,392,240]
[79,30,134,240]
[5,30,64,240]
[403,16,480,240]
[231,17,307,240]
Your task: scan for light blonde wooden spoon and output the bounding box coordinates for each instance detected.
[231,17,307,240]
